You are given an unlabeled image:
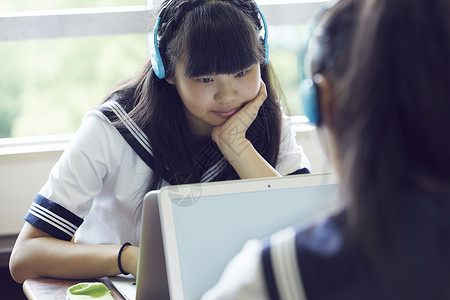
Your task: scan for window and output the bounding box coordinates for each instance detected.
[269,24,308,116]
[0,0,327,139]
[0,34,147,137]
[0,0,144,12]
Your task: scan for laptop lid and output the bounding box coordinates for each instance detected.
[136,190,170,299]
[109,190,169,300]
[158,172,339,300]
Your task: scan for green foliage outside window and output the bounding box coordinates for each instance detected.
[0,1,307,138]
[0,35,147,138]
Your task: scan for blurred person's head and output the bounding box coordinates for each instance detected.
[300,0,450,252]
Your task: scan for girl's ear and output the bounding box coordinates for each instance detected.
[314,75,334,128]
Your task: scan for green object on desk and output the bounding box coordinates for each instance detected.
[66,282,114,300]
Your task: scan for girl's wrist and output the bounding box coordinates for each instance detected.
[118,242,131,275]
[226,141,281,179]
[117,244,139,277]
[219,139,252,164]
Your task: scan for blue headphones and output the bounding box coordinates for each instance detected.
[151,1,270,79]
[299,0,350,126]
[151,15,166,80]
[299,21,322,126]
[256,2,270,66]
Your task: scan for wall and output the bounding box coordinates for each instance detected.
[0,151,62,235]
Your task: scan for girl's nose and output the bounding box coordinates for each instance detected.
[214,79,237,104]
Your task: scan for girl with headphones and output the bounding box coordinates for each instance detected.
[10,0,310,282]
[203,0,450,298]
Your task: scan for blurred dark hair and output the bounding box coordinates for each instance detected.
[308,0,359,80]
[308,0,450,265]
[312,0,450,259]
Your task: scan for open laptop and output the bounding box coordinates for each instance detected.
[111,172,339,300]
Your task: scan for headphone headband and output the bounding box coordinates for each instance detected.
[298,0,341,126]
[299,0,356,126]
[151,1,270,79]
[299,19,322,125]
[255,2,270,65]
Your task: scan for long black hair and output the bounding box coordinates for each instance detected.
[309,0,450,260]
[337,0,450,253]
[103,0,283,191]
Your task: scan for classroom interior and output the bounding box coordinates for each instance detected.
[0,0,332,298]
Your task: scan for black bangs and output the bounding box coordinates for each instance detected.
[175,2,264,77]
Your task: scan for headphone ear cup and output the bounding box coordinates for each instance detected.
[300,78,321,125]
[151,51,166,79]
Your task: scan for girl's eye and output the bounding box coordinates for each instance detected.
[199,78,213,83]
[236,70,247,77]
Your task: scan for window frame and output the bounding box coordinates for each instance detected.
[0,0,327,153]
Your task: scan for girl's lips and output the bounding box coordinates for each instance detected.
[213,106,241,118]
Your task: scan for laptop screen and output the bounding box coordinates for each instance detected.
[159,173,339,300]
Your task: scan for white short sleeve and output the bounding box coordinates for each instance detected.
[276,114,311,175]
[38,111,121,216]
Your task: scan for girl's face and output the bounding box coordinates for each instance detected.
[167,63,262,140]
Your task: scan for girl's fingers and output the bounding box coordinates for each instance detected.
[212,80,267,147]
